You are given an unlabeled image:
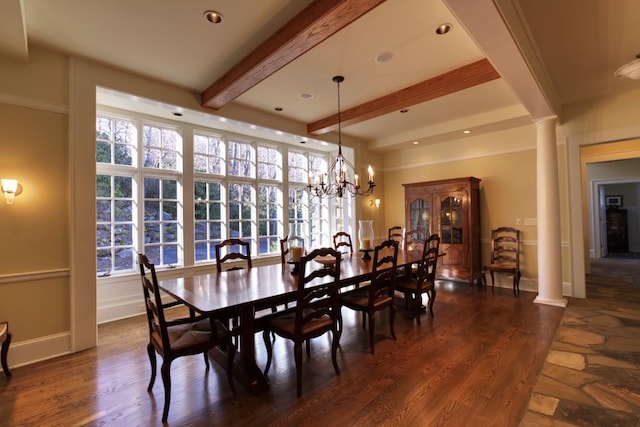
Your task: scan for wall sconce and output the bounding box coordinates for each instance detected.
[369,198,381,209]
[1,179,23,204]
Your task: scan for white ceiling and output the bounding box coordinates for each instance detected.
[2,0,640,152]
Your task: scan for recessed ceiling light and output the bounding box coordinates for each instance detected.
[436,23,452,35]
[375,52,394,63]
[204,10,223,24]
[413,141,420,145]
[463,130,472,134]
[274,107,283,112]
[299,93,313,100]
[400,109,409,113]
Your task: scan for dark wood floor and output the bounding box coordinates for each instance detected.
[0,280,564,426]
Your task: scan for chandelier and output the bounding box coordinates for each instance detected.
[307,75,375,198]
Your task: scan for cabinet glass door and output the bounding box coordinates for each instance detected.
[409,198,430,236]
[440,196,463,244]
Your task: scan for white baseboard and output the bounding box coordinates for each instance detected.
[7,332,71,370]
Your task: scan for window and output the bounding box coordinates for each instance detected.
[96,108,345,277]
[96,174,136,275]
[194,180,223,262]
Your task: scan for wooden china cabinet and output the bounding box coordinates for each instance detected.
[403,177,481,284]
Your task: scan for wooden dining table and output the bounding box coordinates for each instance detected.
[158,249,423,394]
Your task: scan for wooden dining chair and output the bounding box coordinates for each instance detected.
[138,254,236,422]
[215,238,252,272]
[395,235,440,324]
[340,239,399,354]
[333,231,353,255]
[482,227,521,296]
[280,234,305,265]
[262,247,342,397]
[0,321,11,376]
[388,226,404,246]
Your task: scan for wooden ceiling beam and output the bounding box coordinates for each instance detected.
[201,0,386,110]
[307,58,500,135]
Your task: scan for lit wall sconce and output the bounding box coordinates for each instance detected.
[1,179,23,204]
[369,198,381,209]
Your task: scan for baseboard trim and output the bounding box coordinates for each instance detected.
[7,332,71,369]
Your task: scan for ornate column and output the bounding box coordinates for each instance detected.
[534,116,567,307]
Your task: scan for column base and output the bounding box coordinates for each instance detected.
[533,295,568,307]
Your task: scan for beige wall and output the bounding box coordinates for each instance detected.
[0,48,70,343]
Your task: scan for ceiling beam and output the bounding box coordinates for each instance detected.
[307,58,500,135]
[201,0,386,110]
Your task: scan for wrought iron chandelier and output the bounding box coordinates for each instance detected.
[307,75,375,198]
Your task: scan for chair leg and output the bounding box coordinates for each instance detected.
[331,329,340,376]
[389,305,397,341]
[262,329,273,375]
[226,341,236,394]
[415,293,421,325]
[514,270,521,296]
[203,351,210,369]
[490,271,496,292]
[160,361,172,422]
[429,288,436,318]
[294,341,303,397]
[481,272,487,291]
[146,343,157,391]
[368,312,376,354]
[1,332,11,377]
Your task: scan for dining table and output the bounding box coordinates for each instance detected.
[158,248,423,394]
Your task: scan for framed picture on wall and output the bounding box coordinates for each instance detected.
[606,195,623,207]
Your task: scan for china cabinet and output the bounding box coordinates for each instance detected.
[403,177,481,283]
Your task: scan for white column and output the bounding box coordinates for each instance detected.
[534,117,567,307]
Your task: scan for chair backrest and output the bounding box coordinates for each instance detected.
[490,227,520,268]
[333,231,353,255]
[281,234,305,264]
[139,253,171,351]
[388,226,404,246]
[368,239,399,305]
[415,245,439,292]
[295,247,342,335]
[405,229,428,252]
[215,238,252,272]
[426,233,441,255]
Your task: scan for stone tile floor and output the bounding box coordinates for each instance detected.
[520,257,640,426]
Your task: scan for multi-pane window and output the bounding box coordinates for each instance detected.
[143,177,180,266]
[96,116,136,166]
[142,124,182,170]
[228,182,253,241]
[194,181,223,262]
[258,185,281,255]
[96,174,135,275]
[194,132,225,175]
[228,138,255,178]
[257,145,282,181]
[96,108,344,276]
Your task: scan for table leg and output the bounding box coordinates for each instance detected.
[209,305,269,394]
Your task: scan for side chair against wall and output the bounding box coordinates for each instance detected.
[215,238,252,272]
[333,231,353,256]
[0,321,11,376]
[395,235,440,324]
[138,254,236,422]
[262,247,342,397]
[482,227,521,296]
[340,239,399,354]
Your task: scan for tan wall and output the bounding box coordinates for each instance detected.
[0,47,70,341]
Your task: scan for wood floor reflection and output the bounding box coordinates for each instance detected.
[0,279,565,426]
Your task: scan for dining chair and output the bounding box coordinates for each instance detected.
[138,253,236,422]
[395,236,439,324]
[262,247,342,397]
[0,321,11,376]
[482,227,521,296]
[280,234,305,265]
[215,238,252,272]
[333,231,354,255]
[340,239,399,354]
[388,226,404,246]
